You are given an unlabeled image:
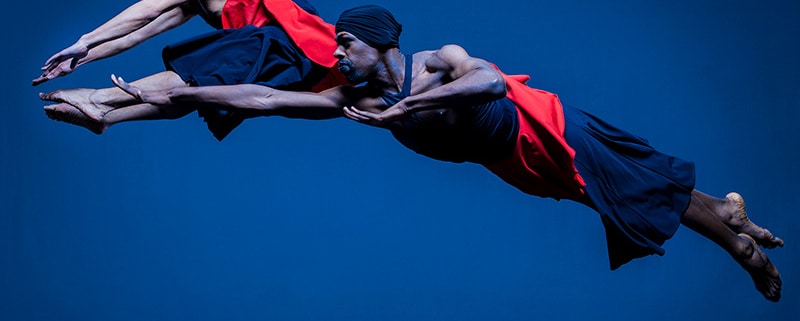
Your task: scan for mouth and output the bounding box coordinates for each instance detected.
[337,61,352,74]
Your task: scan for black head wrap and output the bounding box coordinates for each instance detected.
[335,5,402,50]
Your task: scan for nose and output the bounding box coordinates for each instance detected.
[333,46,345,59]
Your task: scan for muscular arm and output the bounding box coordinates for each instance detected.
[112,75,388,120]
[345,45,507,125]
[75,0,192,51]
[402,45,507,113]
[169,85,349,119]
[74,5,195,67]
[34,0,194,85]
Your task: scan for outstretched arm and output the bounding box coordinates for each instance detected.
[34,0,195,86]
[111,74,387,120]
[344,45,507,124]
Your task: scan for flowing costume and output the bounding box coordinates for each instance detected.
[163,0,346,140]
[384,56,696,269]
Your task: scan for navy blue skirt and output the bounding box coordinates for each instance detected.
[162,25,328,140]
[562,105,696,270]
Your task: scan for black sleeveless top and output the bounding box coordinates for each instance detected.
[382,55,519,165]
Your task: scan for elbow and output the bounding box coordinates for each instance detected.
[486,74,507,99]
[139,1,165,20]
[253,88,278,114]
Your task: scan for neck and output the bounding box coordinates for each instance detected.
[371,48,406,93]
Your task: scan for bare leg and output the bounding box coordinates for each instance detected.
[692,190,784,248]
[39,71,188,121]
[681,196,781,302]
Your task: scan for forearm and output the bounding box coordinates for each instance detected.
[79,0,188,49]
[403,68,506,112]
[76,8,193,66]
[166,85,344,119]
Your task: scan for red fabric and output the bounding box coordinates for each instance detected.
[310,68,348,92]
[484,71,586,200]
[221,0,338,68]
[221,0,272,28]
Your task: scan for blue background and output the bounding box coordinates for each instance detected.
[3,0,799,320]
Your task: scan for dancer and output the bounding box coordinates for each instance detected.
[38,0,345,140]
[111,5,783,301]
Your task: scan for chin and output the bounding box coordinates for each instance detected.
[344,72,364,85]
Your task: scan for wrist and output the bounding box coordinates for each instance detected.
[397,99,412,114]
[76,36,91,50]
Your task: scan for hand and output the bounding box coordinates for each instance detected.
[343,103,409,127]
[33,42,89,86]
[111,74,172,105]
[33,60,77,86]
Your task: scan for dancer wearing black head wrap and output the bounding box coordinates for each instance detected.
[112,4,784,302]
[335,5,402,50]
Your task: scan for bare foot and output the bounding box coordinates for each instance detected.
[737,234,781,302]
[726,193,784,248]
[44,103,107,134]
[39,89,112,121]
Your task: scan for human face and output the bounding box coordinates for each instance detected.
[334,32,381,85]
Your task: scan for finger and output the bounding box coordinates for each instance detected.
[39,91,60,102]
[343,111,359,121]
[43,55,58,67]
[110,74,121,86]
[343,107,365,120]
[32,76,47,86]
[345,107,373,122]
[39,65,69,82]
[347,106,375,119]
[111,74,129,91]
[43,53,64,70]
[111,74,141,99]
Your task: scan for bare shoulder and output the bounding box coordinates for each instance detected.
[437,44,470,57]
[423,44,492,75]
[420,45,469,71]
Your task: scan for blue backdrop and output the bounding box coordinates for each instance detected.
[3,0,799,320]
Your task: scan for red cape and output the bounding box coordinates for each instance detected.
[485,70,586,200]
[221,0,347,91]
[222,0,337,67]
